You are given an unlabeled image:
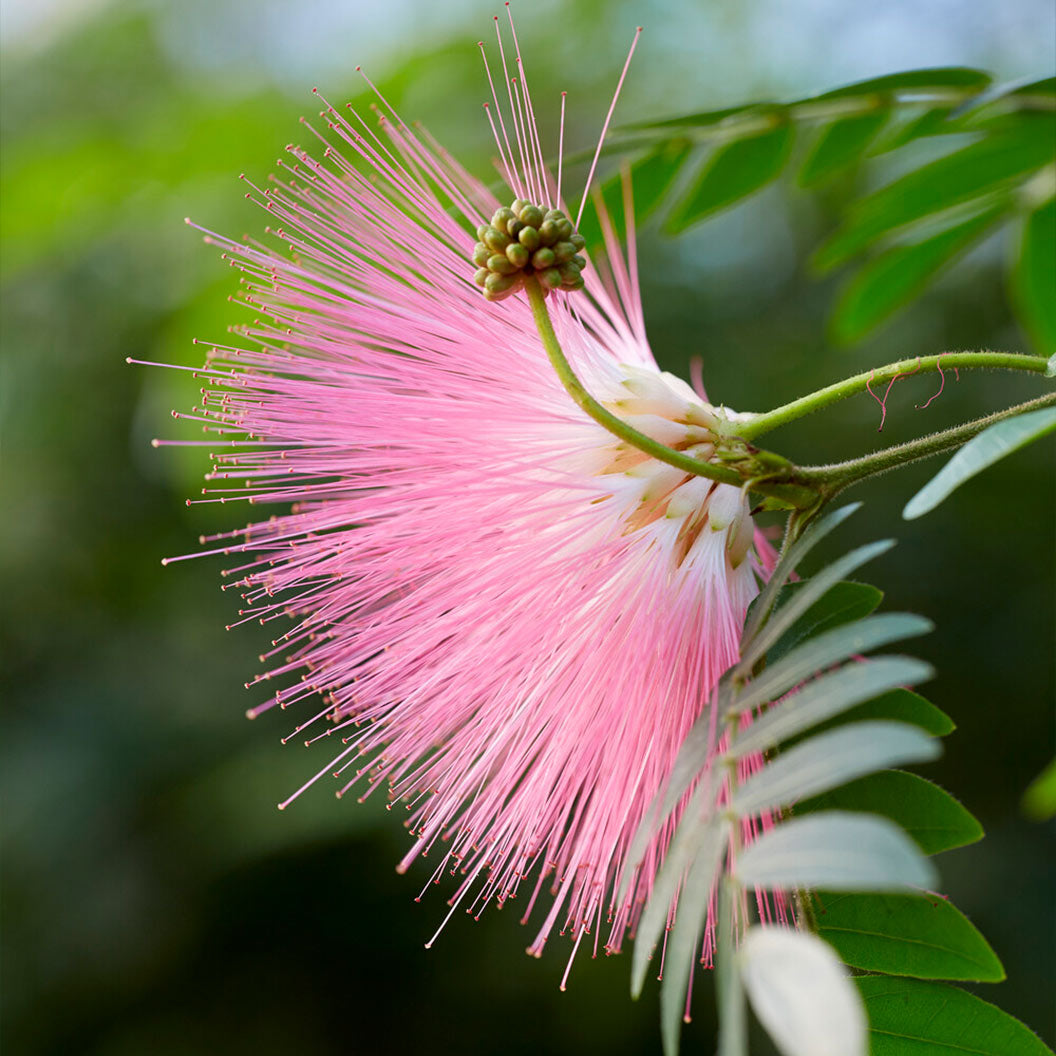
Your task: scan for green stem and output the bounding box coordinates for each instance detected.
[716,701,748,1056]
[797,391,1056,492]
[523,274,740,485]
[735,351,1050,442]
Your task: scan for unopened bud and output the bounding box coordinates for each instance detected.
[506,243,530,269]
[470,201,589,301]
[518,226,541,252]
[552,241,576,264]
[520,204,544,229]
[488,254,518,276]
[484,227,511,252]
[491,206,516,233]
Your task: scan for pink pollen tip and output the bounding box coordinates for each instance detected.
[245,709,256,720]
[277,803,286,810]
[355,66,361,71]
[183,216,191,224]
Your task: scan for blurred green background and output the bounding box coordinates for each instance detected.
[2,1,1053,1054]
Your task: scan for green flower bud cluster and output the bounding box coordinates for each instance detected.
[471,200,588,302]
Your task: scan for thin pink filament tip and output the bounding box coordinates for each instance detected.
[557,91,567,207]
[576,26,642,229]
[917,352,956,410]
[865,370,887,432]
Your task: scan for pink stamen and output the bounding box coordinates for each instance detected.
[478,41,519,194]
[917,352,957,410]
[576,26,642,229]
[505,4,551,207]
[557,91,567,208]
[494,17,534,202]
[153,18,788,1004]
[867,357,922,431]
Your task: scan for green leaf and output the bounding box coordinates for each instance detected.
[816,893,1005,981]
[874,106,960,152]
[716,880,747,1056]
[736,811,936,892]
[805,688,955,739]
[665,116,794,233]
[799,110,890,186]
[738,539,896,673]
[659,826,728,1055]
[733,721,940,817]
[630,786,724,996]
[630,139,694,223]
[813,122,1055,271]
[766,580,885,665]
[732,658,934,757]
[1010,75,1056,97]
[857,976,1054,1055]
[1022,757,1056,820]
[797,770,983,854]
[740,927,868,1056]
[812,68,992,100]
[831,203,1009,343]
[620,102,764,133]
[903,406,1056,519]
[741,502,862,648]
[1012,197,1056,356]
[737,613,932,716]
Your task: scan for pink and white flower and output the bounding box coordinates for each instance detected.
[152,14,780,986]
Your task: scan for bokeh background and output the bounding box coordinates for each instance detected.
[2,1,1053,1054]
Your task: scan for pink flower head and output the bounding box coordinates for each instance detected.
[154,15,778,986]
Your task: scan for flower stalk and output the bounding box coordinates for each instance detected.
[796,390,1056,493]
[527,283,1053,526]
[524,274,742,485]
[732,351,1052,442]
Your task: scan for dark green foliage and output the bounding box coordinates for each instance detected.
[797,770,983,854]
[857,977,1055,1055]
[830,204,1010,344]
[803,688,956,739]
[798,111,890,186]
[1013,198,1056,356]
[763,579,884,664]
[810,67,992,98]
[590,68,1054,347]
[816,892,1004,981]
[811,123,1053,272]
[664,116,794,232]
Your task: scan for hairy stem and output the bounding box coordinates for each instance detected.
[735,351,1051,442]
[523,275,740,484]
[796,391,1056,492]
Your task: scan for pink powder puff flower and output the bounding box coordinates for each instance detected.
[151,14,783,988]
